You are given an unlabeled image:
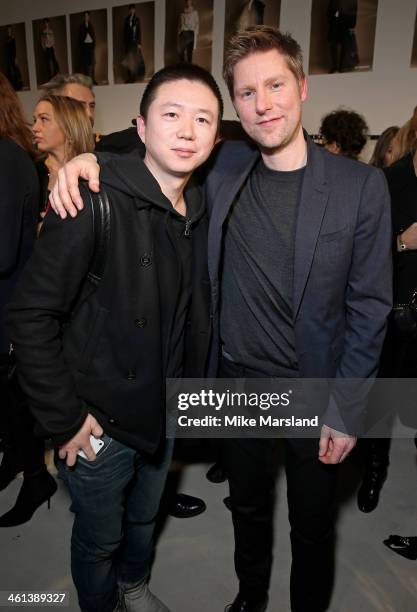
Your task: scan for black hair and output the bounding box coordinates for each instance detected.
[320,109,369,159]
[140,63,224,131]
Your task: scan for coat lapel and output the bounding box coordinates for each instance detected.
[293,139,329,319]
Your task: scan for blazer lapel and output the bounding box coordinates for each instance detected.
[293,139,329,319]
[208,150,259,286]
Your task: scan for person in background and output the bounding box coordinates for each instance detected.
[33,94,95,217]
[40,18,60,81]
[319,108,368,159]
[369,126,400,169]
[42,73,96,129]
[5,25,23,91]
[382,111,417,559]
[354,124,400,514]
[0,72,54,528]
[123,4,145,83]
[79,11,96,84]
[178,0,199,63]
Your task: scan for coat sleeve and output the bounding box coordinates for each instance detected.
[6,198,95,445]
[324,168,393,434]
[0,146,26,274]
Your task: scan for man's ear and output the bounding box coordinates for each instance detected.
[136,114,146,144]
[299,77,308,102]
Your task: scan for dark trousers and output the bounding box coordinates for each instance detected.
[0,354,45,474]
[178,31,194,63]
[220,357,338,612]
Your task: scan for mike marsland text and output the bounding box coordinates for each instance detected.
[177,415,319,428]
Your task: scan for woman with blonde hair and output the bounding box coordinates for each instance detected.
[32,94,94,214]
[390,106,417,164]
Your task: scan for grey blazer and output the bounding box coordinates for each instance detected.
[204,133,393,434]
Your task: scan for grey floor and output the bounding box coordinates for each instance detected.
[1,427,417,612]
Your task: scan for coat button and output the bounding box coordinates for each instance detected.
[140,253,152,267]
[135,318,147,328]
[108,417,116,424]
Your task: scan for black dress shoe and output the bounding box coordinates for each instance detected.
[225,593,268,612]
[168,493,206,518]
[206,462,227,483]
[357,467,387,513]
[383,535,417,560]
[0,469,57,527]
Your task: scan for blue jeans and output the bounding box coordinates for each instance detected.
[57,435,174,612]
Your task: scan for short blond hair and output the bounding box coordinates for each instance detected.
[36,94,94,161]
[223,26,305,99]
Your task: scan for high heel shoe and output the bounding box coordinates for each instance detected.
[383,535,417,560]
[0,469,57,527]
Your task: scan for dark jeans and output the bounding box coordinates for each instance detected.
[57,435,174,612]
[220,357,338,612]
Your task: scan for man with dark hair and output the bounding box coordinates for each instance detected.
[8,63,223,612]
[320,108,368,159]
[49,26,391,612]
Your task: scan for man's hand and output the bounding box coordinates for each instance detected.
[397,222,417,251]
[49,153,100,219]
[58,414,104,467]
[318,424,356,464]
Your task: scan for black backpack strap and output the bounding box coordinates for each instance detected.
[79,182,111,287]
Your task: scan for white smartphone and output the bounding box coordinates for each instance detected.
[77,435,105,460]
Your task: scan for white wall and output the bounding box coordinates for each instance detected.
[1,0,416,136]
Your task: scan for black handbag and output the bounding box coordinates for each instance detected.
[392,288,417,335]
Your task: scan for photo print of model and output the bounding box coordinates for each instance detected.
[0,23,30,91]
[32,16,68,88]
[70,10,109,86]
[113,2,155,83]
[411,6,417,67]
[165,0,214,72]
[224,1,281,59]
[309,0,379,75]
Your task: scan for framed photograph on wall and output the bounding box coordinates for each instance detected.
[0,22,30,91]
[309,0,379,75]
[70,10,108,86]
[165,0,214,71]
[113,2,155,84]
[32,15,68,88]
[411,7,417,67]
[224,1,281,58]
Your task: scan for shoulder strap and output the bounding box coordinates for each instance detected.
[79,182,111,287]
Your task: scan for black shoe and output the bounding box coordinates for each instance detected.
[223,496,232,511]
[225,594,268,612]
[0,455,23,492]
[0,469,57,527]
[168,493,206,518]
[383,535,417,560]
[357,467,387,513]
[206,462,227,483]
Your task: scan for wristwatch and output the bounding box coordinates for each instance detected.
[398,234,408,251]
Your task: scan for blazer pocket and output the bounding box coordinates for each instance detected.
[318,225,349,243]
[78,307,109,374]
